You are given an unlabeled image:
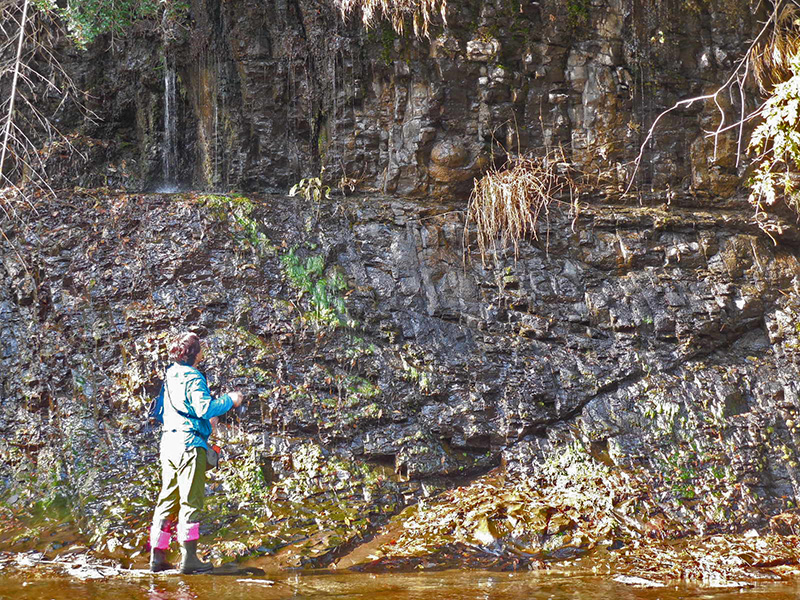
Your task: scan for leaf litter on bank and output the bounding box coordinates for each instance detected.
[370,443,800,584]
[381,442,665,560]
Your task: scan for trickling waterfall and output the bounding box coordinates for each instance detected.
[162,55,178,189]
[213,78,219,185]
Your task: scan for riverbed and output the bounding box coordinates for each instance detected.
[3,570,800,600]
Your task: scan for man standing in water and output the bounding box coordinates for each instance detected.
[149,331,244,574]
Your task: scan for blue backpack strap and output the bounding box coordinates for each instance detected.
[148,381,165,423]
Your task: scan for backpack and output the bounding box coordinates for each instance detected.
[147,382,165,424]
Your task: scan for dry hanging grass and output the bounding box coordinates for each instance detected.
[333,0,446,37]
[750,0,800,94]
[465,151,577,267]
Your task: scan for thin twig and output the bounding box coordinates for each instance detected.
[0,0,30,180]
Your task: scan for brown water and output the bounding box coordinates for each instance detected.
[2,571,800,600]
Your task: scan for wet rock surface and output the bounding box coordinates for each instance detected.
[2,188,800,556]
[35,0,763,199]
[1,0,800,582]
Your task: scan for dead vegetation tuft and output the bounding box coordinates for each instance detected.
[332,0,447,37]
[750,1,800,94]
[464,149,578,267]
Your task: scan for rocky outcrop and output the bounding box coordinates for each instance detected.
[39,0,763,199]
[3,0,799,564]
[2,188,800,533]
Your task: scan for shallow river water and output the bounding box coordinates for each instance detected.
[3,570,800,600]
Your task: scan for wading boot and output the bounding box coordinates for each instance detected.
[150,548,173,573]
[149,518,174,572]
[179,540,213,574]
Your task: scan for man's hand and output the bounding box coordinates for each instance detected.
[229,391,244,408]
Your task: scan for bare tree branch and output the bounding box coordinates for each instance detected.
[624,3,782,195]
[0,0,29,182]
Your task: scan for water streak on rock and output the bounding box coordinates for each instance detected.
[162,54,178,188]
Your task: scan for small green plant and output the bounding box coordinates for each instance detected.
[347,375,381,400]
[366,25,398,65]
[199,194,271,253]
[401,359,431,392]
[216,447,269,504]
[280,247,351,328]
[290,171,332,230]
[342,336,377,365]
[566,0,590,27]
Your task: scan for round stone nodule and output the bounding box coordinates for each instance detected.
[430,140,469,168]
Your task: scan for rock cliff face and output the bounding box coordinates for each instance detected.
[51,0,761,198]
[3,187,800,532]
[2,0,800,552]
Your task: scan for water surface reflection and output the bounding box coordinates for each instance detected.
[2,570,800,600]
